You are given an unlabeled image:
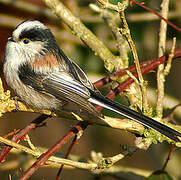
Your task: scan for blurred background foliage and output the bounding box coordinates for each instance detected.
[0,0,181,179]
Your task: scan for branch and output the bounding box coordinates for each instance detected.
[156,0,169,119]
[90,3,129,68]
[119,9,148,111]
[0,135,152,179]
[0,135,97,170]
[130,0,181,32]
[0,77,145,134]
[42,0,120,72]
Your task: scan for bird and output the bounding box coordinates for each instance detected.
[3,20,181,142]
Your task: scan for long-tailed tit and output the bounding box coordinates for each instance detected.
[3,20,181,142]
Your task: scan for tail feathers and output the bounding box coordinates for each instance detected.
[88,90,181,142]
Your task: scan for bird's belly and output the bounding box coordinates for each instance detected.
[8,77,61,110]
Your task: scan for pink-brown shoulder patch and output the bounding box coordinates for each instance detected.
[30,53,59,69]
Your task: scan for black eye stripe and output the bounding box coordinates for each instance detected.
[19,28,51,41]
[18,27,61,55]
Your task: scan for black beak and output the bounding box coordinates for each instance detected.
[8,37,15,42]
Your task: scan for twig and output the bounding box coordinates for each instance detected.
[0,136,37,156]
[94,0,130,68]
[18,119,153,179]
[42,0,119,72]
[0,135,97,170]
[56,136,77,180]
[91,139,151,174]
[81,10,181,24]
[127,11,181,22]
[0,48,181,167]
[19,122,89,180]
[90,146,137,171]
[0,114,50,162]
[108,146,137,164]
[119,9,148,111]
[3,129,20,139]
[161,144,175,171]
[8,174,12,180]
[0,136,152,179]
[94,49,181,89]
[24,135,36,151]
[156,0,169,119]
[0,75,145,132]
[96,0,119,11]
[130,0,181,32]
[164,37,176,75]
[107,137,153,166]
[90,3,129,68]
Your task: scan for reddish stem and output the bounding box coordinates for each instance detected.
[2,49,181,178]
[56,136,77,180]
[96,49,181,111]
[0,114,50,163]
[94,59,154,89]
[94,49,181,89]
[19,122,88,180]
[130,0,181,32]
[162,144,175,171]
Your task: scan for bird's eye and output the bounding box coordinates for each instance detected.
[22,38,30,44]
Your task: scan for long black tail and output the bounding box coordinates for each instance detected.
[88,90,181,142]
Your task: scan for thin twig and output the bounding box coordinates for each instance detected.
[96,0,119,11]
[161,144,175,171]
[90,3,129,68]
[56,136,78,180]
[0,49,181,165]
[109,146,137,164]
[156,0,169,119]
[0,136,152,179]
[24,135,37,151]
[130,0,181,32]
[0,136,38,156]
[81,10,181,24]
[164,37,176,76]
[119,10,148,111]
[94,49,181,89]
[128,11,181,22]
[42,0,119,72]
[0,135,97,170]
[0,114,50,162]
[19,122,89,180]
